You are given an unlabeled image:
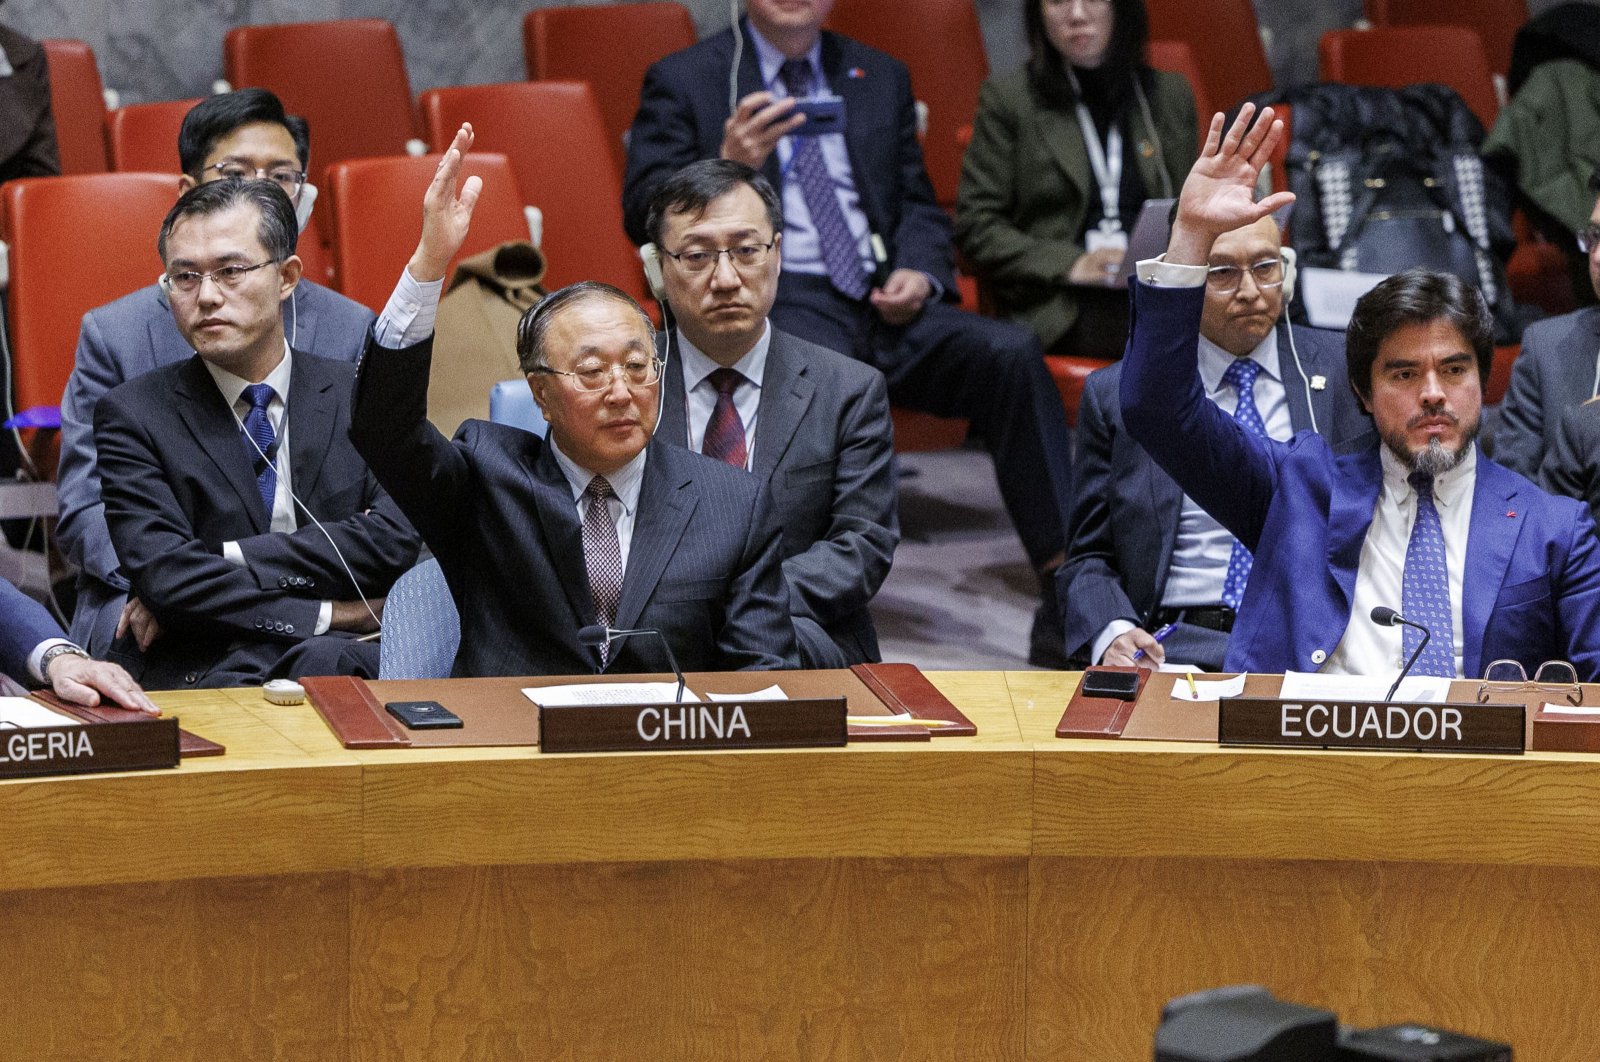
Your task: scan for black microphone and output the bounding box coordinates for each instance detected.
[577,624,687,703]
[1370,606,1434,701]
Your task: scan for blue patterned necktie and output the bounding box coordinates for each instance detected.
[1220,358,1265,610]
[778,59,870,300]
[1402,472,1455,677]
[240,382,279,514]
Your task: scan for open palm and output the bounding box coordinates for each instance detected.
[1177,104,1295,239]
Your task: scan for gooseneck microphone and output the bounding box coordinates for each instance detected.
[1371,606,1434,701]
[577,624,687,703]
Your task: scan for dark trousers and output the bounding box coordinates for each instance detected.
[771,273,1073,569]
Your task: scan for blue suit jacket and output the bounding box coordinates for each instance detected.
[622,21,955,296]
[0,579,61,685]
[1063,322,1371,662]
[658,328,898,664]
[350,333,800,677]
[1121,279,1600,680]
[58,278,375,654]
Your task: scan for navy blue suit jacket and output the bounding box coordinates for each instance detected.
[59,278,375,653]
[350,334,799,677]
[0,579,61,685]
[658,328,898,664]
[1121,279,1600,680]
[622,21,955,296]
[1063,322,1370,662]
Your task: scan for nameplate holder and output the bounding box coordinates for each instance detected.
[0,717,181,779]
[539,698,848,754]
[1218,697,1524,755]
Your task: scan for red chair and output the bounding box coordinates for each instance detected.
[1045,355,1113,430]
[105,98,201,173]
[41,40,109,175]
[1146,39,1211,148]
[420,81,652,308]
[889,408,969,453]
[522,3,697,174]
[223,20,421,182]
[1365,0,1527,78]
[3,173,180,417]
[324,152,529,314]
[824,0,989,209]
[1145,0,1274,116]
[1319,26,1499,128]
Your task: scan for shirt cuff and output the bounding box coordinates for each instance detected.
[315,601,332,636]
[1136,255,1207,289]
[1090,619,1138,666]
[27,638,78,684]
[222,540,246,566]
[920,271,944,302]
[373,268,445,349]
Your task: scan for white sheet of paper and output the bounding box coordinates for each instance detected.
[523,682,697,707]
[0,697,82,728]
[1301,266,1391,329]
[1170,674,1247,702]
[1157,662,1210,674]
[1538,702,1600,716]
[1278,671,1451,703]
[707,685,788,702]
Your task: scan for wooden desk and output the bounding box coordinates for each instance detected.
[3,673,1596,1059]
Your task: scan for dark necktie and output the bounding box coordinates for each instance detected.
[1220,358,1265,611]
[1402,472,1455,677]
[701,368,748,469]
[240,382,278,515]
[777,58,870,300]
[582,476,624,665]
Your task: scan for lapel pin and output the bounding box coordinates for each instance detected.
[1310,375,1326,391]
[1507,510,1517,518]
[848,67,866,79]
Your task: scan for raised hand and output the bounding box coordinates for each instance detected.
[409,122,484,282]
[1167,104,1295,266]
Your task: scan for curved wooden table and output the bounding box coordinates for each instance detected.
[3,672,1595,1059]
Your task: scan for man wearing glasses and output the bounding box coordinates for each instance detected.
[644,160,896,668]
[92,178,419,688]
[1062,214,1368,670]
[350,131,797,676]
[59,88,375,656]
[1493,170,1600,479]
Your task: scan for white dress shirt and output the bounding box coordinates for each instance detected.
[548,437,648,572]
[1325,445,1473,678]
[674,323,770,467]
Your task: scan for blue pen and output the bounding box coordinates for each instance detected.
[1131,622,1177,662]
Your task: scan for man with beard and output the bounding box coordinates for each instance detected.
[1120,105,1600,680]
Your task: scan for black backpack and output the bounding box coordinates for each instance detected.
[1246,83,1520,341]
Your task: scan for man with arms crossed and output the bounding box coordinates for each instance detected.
[645,159,896,668]
[351,130,798,676]
[59,89,375,655]
[1064,213,1368,670]
[1121,106,1600,680]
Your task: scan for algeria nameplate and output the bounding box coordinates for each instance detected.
[1218,697,1524,754]
[0,717,181,779]
[539,697,848,754]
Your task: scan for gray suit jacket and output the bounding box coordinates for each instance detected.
[58,278,375,654]
[657,328,898,665]
[1492,306,1600,479]
[350,333,799,676]
[1060,323,1370,663]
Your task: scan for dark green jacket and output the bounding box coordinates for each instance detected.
[955,67,1195,349]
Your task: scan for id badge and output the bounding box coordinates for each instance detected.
[1085,224,1128,254]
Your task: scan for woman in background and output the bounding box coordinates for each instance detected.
[956,0,1196,360]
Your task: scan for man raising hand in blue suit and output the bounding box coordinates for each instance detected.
[1122,105,1600,681]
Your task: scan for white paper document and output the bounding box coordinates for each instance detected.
[1170,674,1248,702]
[1158,662,1210,674]
[0,698,82,729]
[523,682,697,706]
[1537,702,1600,716]
[707,685,788,702]
[1278,672,1451,703]
[1300,267,1390,329]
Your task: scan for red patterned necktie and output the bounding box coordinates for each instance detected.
[702,367,748,469]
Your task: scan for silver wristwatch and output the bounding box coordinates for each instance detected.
[39,643,90,681]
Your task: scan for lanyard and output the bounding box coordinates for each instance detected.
[1074,103,1123,235]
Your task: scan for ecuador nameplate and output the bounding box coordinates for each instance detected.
[0,717,181,779]
[1218,698,1524,754]
[539,698,848,754]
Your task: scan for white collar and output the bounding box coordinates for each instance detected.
[203,340,293,412]
[1198,326,1281,396]
[748,21,823,94]
[549,435,648,516]
[1380,439,1478,512]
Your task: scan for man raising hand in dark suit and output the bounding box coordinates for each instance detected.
[645,159,897,668]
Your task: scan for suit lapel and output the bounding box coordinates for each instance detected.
[174,355,270,534]
[1328,445,1382,621]
[526,442,599,636]
[1040,105,1094,206]
[820,33,889,232]
[1145,463,1184,611]
[658,340,691,450]
[1461,459,1524,680]
[752,336,811,480]
[614,444,696,630]
[286,351,337,502]
[730,22,782,192]
[1281,325,1320,434]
